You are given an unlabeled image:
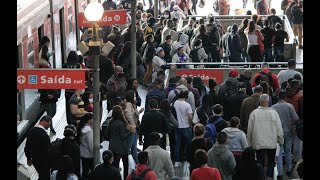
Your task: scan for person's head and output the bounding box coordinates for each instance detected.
[173,5,179,11]
[262,62,269,70]
[156,47,165,57]
[114,66,125,78]
[63,124,77,138]
[281,81,288,90]
[179,89,189,99]
[152,77,164,88]
[264,19,270,27]
[170,0,176,7]
[275,23,282,30]
[102,150,114,164]
[163,10,171,19]
[243,69,252,79]
[288,59,296,69]
[188,18,195,26]
[148,17,157,27]
[216,132,228,144]
[202,94,213,107]
[246,10,252,15]
[296,160,303,179]
[185,76,193,86]
[81,112,93,125]
[230,117,240,128]
[169,76,177,86]
[199,24,206,35]
[193,39,202,47]
[138,151,149,165]
[194,149,208,166]
[178,77,187,87]
[125,90,135,105]
[229,69,239,78]
[145,34,154,43]
[110,105,128,127]
[259,93,270,107]
[271,8,276,15]
[67,50,79,63]
[254,86,263,94]
[127,77,139,91]
[242,147,256,160]
[213,104,223,115]
[39,115,52,130]
[240,18,249,29]
[238,82,246,93]
[177,46,184,55]
[293,73,302,82]
[209,78,217,90]
[251,14,259,24]
[248,20,256,32]
[208,16,215,24]
[159,99,171,112]
[193,123,205,137]
[149,132,163,145]
[260,81,270,94]
[278,90,286,100]
[56,155,74,179]
[165,34,172,44]
[166,19,174,29]
[289,79,300,89]
[148,99,159,109]
[40,36,50,47]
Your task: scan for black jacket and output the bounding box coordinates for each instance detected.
[89,163,121,180]
[25,127,50,161]
[207,116,228,133]
[99,55,114,85]
[223,91,249,121]
[159,42,172,63]
[61,137,81,178]
[38,89,61,103]
[139,110,170,137]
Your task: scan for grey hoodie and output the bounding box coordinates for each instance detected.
[80,125,93,158]
[207,144,236,180]
[221,127,248,152]
[167,85,195,111]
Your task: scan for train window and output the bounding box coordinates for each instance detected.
[27,40,35,68]
[68,6,73,34]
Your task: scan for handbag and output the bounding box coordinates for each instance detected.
[256,30,264,53]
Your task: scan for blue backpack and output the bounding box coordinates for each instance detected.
[204,116,223,144]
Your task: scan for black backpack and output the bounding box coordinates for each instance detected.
[255,71,274,88]
[48,138,63,170]
[190,48,200,63]
[220,84,238,106]
[130,168,151,180]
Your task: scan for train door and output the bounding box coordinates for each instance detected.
[60,7,67,64]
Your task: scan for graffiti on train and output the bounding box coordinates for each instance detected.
[17,69,87,89]
[176,69,223,85]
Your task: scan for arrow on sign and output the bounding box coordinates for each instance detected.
[114,15,120,21]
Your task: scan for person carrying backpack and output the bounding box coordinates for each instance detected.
[190,39,208,68]
[205,104,228,144]
[251,62,280,91]
[217,69,239,107]
[126,151,157,180]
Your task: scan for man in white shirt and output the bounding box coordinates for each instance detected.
[173,89,193,167]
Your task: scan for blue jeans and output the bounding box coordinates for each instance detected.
[263,48,273,62]
[174,128,193,162]
[273,46,285,62]
[256,148,276,178]
[293,131,303,162]
[130,132,138,164]
[277,132,294,175]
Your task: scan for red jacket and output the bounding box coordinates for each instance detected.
[126,164,157,180]
[251,68,280,91]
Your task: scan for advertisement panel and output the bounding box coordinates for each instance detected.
[78,10,127,27]
[176,69,224,85]
[17,69,86,89]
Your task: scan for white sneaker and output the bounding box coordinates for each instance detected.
[174,162,182,168]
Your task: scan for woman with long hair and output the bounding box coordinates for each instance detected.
[50,155,78,180]
[192,77,208,105]
[193,94,214,126]
[107,105,136,179]
[245,20,264,64]
[238,18,251,62]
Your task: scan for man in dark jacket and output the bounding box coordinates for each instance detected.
[238,69,253,96]
[139,99,170,150]
[144,77,166,113]
[107,26,123,48]
[217,69,239,107]
[25,115,52,180]
[226,24,243,63]
[291,1,303,49]
[223,82,249,121]
[159,34,173,63]
[63,51,81,124]
[240,86,263,134]
[88,150,121,180]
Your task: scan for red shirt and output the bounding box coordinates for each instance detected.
[191,167,221,180]
[126,164,157,180]
[251,68,280,91]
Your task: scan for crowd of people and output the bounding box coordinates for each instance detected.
[23,0,303,180]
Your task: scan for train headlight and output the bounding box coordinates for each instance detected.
[84,2,104,22]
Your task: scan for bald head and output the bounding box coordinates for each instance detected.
[179,78,187,86]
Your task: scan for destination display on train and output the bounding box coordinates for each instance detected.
[17,69,87,89]
[78,10,127,27]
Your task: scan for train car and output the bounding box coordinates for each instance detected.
[17,0,87,146]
